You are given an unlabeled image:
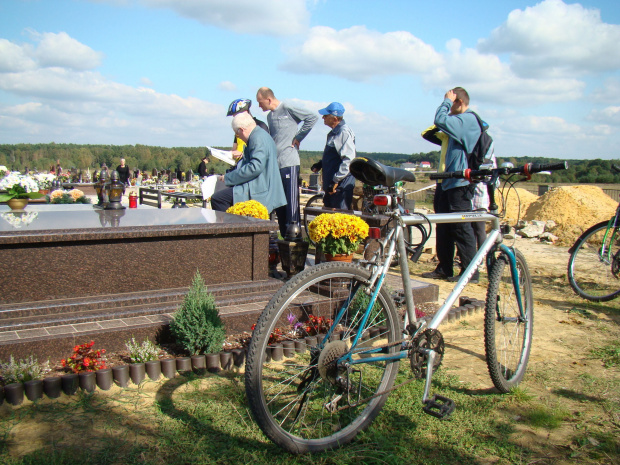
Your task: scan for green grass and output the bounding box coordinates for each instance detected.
[590,341,620,368]
[0,363,611,465]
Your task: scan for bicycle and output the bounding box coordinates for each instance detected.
[567,165,620,301]
[245,157,567,454]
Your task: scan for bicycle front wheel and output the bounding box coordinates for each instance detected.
[567,221,620,302]
[484,248,533,393]
[245,262,400,454]
[302,194,324,246]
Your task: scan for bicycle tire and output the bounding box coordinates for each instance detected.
[484,248,533,393]
[302,194,324,246]
[245,262,400,454]
[567,221,620,302]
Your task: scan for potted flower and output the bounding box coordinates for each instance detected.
[0,173,44,210]
[308,213,369,262]
[225,200,269,220]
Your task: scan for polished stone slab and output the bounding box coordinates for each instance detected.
[0,208,277,304]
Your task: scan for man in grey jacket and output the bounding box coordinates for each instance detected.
[210,112,286,215]
[256,87,318,237]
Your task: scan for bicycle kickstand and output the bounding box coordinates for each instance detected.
[421,349,455,419]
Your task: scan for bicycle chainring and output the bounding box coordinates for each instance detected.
[409,329,445,379]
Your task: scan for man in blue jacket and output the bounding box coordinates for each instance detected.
[211,112,286,215]
[422,87,481,283]
[311,102,356,210]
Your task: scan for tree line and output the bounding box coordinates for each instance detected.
[1,143,618,184]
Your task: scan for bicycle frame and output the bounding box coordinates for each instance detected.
[319,208,528,401]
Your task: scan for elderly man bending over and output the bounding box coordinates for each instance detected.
[211,112,286,214]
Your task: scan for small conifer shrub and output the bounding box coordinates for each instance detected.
[170,271,225,355]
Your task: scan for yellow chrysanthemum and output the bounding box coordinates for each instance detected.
[308,213,369,255]
[226,200,269,220]
[50,190,64,200]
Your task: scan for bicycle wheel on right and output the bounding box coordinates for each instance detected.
[484,248,533,393]
[567,220,620,302]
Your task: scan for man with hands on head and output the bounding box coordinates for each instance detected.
[311,102,356,210]
[421,87,481,284]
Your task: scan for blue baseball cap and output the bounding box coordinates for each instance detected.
[318,102,345,117]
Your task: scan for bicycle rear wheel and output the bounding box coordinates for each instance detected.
[484,248,533,393]
[245,262,400,454]
[302,194,324,246]
[567,221,620,302]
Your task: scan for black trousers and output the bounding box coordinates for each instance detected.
[433,184,477,277]
[210,186,234,212]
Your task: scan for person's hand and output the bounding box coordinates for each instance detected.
[329,182,338,194]
[445,89,456,102]
[292,139,300,150]
[232,151,243,160]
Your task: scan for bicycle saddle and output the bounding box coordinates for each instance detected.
[350,157,416,187]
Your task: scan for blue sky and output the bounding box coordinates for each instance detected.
[1,0,619,159]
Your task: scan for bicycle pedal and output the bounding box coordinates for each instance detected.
[422,395,455,419]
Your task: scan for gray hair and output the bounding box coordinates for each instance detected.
[231,112,256,133]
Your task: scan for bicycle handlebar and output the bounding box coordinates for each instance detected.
[429,161,568,181]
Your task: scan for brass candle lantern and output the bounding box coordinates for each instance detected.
[94,169,108,207]
[106,170,126,210]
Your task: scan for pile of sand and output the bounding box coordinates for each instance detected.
[498,187,539,222]
[523,186,617,245]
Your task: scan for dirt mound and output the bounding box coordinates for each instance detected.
[524,185,617,245]
[499,187,539,222]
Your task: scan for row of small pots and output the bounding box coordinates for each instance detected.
[0,349,246,407]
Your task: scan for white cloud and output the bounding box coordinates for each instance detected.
[587,106,620,125]
[591,77,620,103]
[218,81,237,92]
[0,39,36,72]
[140,77,153,87]
[425,44,585,105]
[280,26,443,81]
[478,0,620,78]
[0,33,229,146]
[28,30,104,70]
[140,0,309,36]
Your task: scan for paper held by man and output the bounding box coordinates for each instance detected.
[207,146,235,165]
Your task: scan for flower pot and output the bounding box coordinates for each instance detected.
[7,198,28,211]
[61,373,79,395]
[160,358,177,378]
[24,379,44,401]
[96,368,113,390]
[294,339,307,354]
[43,377,62,399]
[325,253,353,263]
[191,355,207,375]
[220,352,233,371]
[282,341,296,357]
[305,336,318,348]
[205,354,219,373]
[129,363,146,385]
[176,357,192,374]
[145,360,161,381]
[269,343,284,362]
[79,372,96,392]
[231,348,245,367]
[112,365,130,387]
[4,382,24,406]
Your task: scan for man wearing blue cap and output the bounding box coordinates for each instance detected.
[311,102,357,210]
